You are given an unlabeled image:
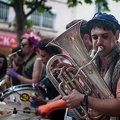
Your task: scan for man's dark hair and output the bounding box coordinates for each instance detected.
[66,19,90,38]
[38,38,62,55]
[88,20,117,35]
[87,12,119,35]
[12,46,25,57]
[80,20,89,38]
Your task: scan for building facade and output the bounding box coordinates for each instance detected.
[0,0,119,56]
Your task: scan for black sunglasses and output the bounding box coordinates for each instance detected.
[20,43,29,47]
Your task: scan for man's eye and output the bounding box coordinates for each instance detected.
[102,35,108,39]
[92,36,98,40]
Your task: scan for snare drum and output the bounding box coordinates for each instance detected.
[0,84,46,119]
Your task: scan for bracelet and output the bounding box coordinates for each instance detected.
[81,93,88,106]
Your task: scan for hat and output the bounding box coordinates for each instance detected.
[87,12,120,30]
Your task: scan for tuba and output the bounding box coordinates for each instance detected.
[45,20,114,119]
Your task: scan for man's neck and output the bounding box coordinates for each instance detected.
[100,57,107,69]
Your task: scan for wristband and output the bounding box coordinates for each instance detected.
[81,93,88,106]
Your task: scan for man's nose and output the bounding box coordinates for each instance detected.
[97,37,103,45]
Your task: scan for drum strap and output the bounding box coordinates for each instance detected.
[22,53,38,79]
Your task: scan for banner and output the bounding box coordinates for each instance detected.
[0,31,17,47]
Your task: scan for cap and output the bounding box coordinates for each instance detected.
[87,12,120,30]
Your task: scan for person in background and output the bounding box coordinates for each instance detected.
[66,19,92,52]
[0,53,7,80]
[0,53,7,93]
[8,32,44,84]
[62,12,120,120]
[32,38,66,120]
[10,46,25,85]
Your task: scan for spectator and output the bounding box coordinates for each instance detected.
[0,53,7,92]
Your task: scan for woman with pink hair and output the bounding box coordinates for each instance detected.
[8,32,44,84]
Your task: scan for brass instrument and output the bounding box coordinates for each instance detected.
[0,49,21,88]
[46,20,114,119]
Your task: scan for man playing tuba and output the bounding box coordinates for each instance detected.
[35,12,120,120]
[62,12,120,120]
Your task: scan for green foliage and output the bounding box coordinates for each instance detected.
[1,0,120,33]
[84,0,92,4]
[113,0,120,2]
[67,0,112,11]
[37,5,51,13]
[25,20,33,28]
[8,0,14,2]
[95,0,110,11]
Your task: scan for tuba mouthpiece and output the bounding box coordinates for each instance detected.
[98,46,104,52]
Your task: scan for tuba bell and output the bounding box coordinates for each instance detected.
[46,20,114,119]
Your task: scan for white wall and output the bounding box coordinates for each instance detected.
[49,0,120,37]
[72,0,120,22]
[108,0,120,22]
[0,0,120,38]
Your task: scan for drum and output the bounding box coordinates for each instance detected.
[0,84,46,120]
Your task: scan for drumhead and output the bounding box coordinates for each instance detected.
[0,113,42,120]
[2,84,46,99]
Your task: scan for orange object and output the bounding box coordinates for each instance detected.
[37,99,67,118]
[116,81,120,94]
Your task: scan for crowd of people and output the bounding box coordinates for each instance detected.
[0,12,120,120]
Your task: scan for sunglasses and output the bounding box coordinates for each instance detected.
[20,43,29,47]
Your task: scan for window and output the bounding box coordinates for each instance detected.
[95,0,108,12]
[31,10,56,29]
[0,3,9,21]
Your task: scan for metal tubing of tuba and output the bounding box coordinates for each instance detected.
[46,20,114,119]
[46,54,88,119]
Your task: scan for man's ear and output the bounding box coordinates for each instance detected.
[83,34,89,43]
[115,30,120,40]
[31,45,35,50]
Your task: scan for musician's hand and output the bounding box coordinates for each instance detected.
[88,108,101,119]
[62,89,84,108]
[32,96,47,106]
[58,64,77,78]
[35,105,49,118]
[35,99,66,118]
[58,62,77,73]
[57,62,72,68]
[7,68,18,78]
